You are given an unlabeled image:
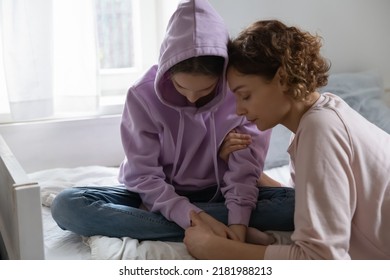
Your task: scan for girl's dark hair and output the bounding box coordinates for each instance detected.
[169,55,225,77]
[228,20,330,100]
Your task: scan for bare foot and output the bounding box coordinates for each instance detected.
[139,202,148,211]
[246,227,276,245]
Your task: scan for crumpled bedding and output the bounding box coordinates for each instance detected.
[88,236,194,260]
[29,165,292,260]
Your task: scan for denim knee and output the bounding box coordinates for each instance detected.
[51,188,81,229]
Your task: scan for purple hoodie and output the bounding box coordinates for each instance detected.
[118,0,271,229]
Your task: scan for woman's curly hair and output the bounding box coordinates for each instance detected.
[228,20,330,100]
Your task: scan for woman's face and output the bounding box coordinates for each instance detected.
[171,73,218,104]
[227,66,290,131]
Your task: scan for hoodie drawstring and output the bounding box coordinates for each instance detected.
[208,112,221,202]
[170,111,185,184]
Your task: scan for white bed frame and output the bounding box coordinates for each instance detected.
[0,135,44,259]
[0,115,124,260]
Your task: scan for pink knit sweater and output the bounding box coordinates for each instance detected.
[265,93,390,259]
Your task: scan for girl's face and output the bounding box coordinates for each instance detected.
[227,66,291,131]
[171,73,218,104]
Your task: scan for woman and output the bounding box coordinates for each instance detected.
[184,19,390,259]
[51,1,294,242]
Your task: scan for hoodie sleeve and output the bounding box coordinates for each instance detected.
[222,121,272,226]
[118,88,202,229]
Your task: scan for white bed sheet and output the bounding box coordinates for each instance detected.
[31,166,120,260]
[29,165,292,260]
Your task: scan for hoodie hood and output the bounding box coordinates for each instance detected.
[155,0,229,113]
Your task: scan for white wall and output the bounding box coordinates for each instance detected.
[0,115,124,172]
[210,0,390,91]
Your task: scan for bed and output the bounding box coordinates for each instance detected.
[1,71,389,260]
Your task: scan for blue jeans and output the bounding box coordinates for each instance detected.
[51,185,294,242]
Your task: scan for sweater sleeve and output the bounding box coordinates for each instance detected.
[265,110,354,259]
[118,89,201,229]
[222,121,271,226]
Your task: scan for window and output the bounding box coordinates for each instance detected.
[97,0,160,113]
[0,0,179,122]
[96,0,136,70]
[97,0,180,113]
[96,0,150,113]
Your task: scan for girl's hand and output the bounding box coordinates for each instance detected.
[219,130,252,162]
[197,211,239,240]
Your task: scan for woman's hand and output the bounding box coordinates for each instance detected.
[219,130,251,162]
[184,211,215,259]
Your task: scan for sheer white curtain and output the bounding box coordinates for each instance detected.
[52,0,99,116]
[0,0,99,122]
